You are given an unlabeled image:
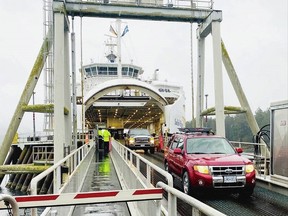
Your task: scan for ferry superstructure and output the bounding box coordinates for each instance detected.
[79,20,186,135]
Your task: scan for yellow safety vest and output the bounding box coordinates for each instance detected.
[102,129,111,142]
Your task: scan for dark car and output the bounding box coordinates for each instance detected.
[164,128,256,197]
[125,128,155,154]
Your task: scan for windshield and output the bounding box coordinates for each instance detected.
[129,129,150,136]
[186,137,236,154]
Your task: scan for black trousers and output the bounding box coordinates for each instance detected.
[104,141,109,156]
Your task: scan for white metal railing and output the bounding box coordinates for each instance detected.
[30,143,93,216]
[156,181,226,216]
[16,132,54,145]
[33,146,54,164]
[16,130,94,145]
[230,141,269,177]
[111,140,226,216]
[76,0,213,9]
[111,139,176,215]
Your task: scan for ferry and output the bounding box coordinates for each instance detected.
[79,19,186,142]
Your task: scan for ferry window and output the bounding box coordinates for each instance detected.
[133,69,138,77]
[98,66,107,75]
[108,67,117,75]
[122,67,128,76]
[129,68,133,76]
[85,68,91,77]
[91,67,96,76]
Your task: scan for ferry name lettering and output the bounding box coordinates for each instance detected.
[159,88,171,93]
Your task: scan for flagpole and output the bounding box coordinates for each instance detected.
[116,19,122,79]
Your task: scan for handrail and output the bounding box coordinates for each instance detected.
[30,143,93,216]
[112,140,174,187]
[230,141,269,177]
[31,143,92,195]
[112,140,176,215]
[156,181,227,216]
[73,0,213,10]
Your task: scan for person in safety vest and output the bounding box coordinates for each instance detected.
[97,128,104,153]
[102,128,111,156]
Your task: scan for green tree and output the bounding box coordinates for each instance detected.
[185,108,270,142]
[255,108,270,128]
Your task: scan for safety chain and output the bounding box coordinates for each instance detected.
[4,200,13,216]
[23,208,28,216]
[3,201,28,216]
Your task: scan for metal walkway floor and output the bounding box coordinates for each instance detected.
[73,153,131,216]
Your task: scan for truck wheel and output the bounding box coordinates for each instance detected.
[182,171,192,195]
[150,147,155,154]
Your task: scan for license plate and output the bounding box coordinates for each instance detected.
[223,176,236,183]
[141,144,145,147]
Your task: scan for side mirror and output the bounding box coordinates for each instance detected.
[174,148,182,155]
[235,147,243,154]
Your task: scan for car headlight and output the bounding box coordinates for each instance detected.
[245,164,255,173]
[129,137,135,144]
[194,165,209,174]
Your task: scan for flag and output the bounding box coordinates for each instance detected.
[121,25,129,37]
[109,25,117,36]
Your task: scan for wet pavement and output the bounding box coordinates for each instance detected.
[73,153,131,216]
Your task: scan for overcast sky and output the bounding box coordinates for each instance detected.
[0,0,287,143]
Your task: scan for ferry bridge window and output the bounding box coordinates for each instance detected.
[108,67,117,75]
[133,69,139,77]
[128,67,133,76]
[122,67,128,76]
[98,66,108,75]
[91,67,97,76]
[85,68,92,77]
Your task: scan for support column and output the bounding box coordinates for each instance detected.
[64,25,72,152]
[221,40,260,135]
[212,21,225,136]
[53,12,71,193]
[0,30,51,184]
[196,31,205,127]
[71,19,77,148]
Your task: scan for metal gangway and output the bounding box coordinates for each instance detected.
[1,138,227,216]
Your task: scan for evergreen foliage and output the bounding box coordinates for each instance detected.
[185,108,270,142]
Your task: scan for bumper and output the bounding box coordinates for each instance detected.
[127,144,154,150]
[190,172,255,189]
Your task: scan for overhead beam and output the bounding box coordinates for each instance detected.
[53,0,218,23]
[198,10,222,38]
